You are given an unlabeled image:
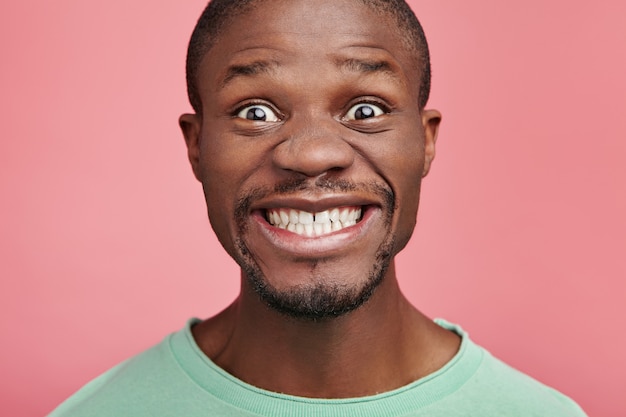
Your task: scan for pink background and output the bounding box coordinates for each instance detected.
[1,1,624,416]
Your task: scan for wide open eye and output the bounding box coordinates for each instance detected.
[236,104,279,122]
[344,102,385,121]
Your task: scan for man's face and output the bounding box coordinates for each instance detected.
[181,0,440,318]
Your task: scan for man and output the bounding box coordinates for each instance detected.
[49,0,588,415]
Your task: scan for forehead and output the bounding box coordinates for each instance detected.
[198,0,420,95]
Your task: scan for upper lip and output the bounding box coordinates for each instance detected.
[249,193,381,214]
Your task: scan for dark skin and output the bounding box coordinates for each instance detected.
[179,0,459,398]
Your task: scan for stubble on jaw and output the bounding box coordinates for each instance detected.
[231,178,396,320]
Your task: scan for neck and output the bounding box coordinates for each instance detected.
[192,263,460,398]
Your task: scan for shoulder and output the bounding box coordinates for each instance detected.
[432,320,587,416]
[47,335,174,417]
[469,349,586,415]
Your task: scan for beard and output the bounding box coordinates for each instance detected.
[232,177,396,320]
[237,237,394,320]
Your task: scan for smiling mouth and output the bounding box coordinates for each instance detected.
[265,206,363,237]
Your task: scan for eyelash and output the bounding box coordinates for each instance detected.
[232,100,282,120]
[344,99,390,119]
[231,98,392,121]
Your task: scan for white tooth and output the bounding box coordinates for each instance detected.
[270,211,278,225]
[304,224,314,236]
[323,222,332,234]
[289,209,299,224]
[355,207,362,220]
[295,223,304,235]
[344,219,356,227]
[339,208,350,223]
[287,223,296,232]
[280,210,289,225]
[313,223,323,236]
[332,220,343,231]
[314,210,329,224]
[329,208,340,222]
[299,211,313,225]
[347,209,356,222]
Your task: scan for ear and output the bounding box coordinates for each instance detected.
[179,113,203,181]
[421,109,441,177]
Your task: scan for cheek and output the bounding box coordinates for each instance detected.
[202,180,238,258]
[198,129,272,255]
[199,123,273,184]
[372,136,425,250]
[371,133,425,197]
[393,157,424,233]
[197,135,245,255]
[198,126,257,198]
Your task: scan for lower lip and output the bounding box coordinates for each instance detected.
[250,206,381,257]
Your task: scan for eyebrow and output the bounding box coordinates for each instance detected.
[221,60,279,88]
[220,57,400,89]
[334,57,400,80]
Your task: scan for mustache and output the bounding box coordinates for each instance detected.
[234,177,395,230]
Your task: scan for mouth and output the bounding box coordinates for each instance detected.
[265,206,363,237]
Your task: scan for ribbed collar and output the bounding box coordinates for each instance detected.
[168,318,483,417]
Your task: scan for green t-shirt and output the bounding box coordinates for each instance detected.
[48,319,587,416]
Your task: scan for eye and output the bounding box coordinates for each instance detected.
[345,102,385,121]
[236,104,279,122]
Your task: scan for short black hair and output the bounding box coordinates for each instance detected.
[185,0,432,112]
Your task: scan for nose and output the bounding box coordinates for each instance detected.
[272,116,355,178]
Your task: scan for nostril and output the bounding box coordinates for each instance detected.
[272,133,355,177]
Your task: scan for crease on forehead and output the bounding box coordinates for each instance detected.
[219,53,403,91]
[221,60,280,87]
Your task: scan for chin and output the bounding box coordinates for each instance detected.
[235,235,394,320]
